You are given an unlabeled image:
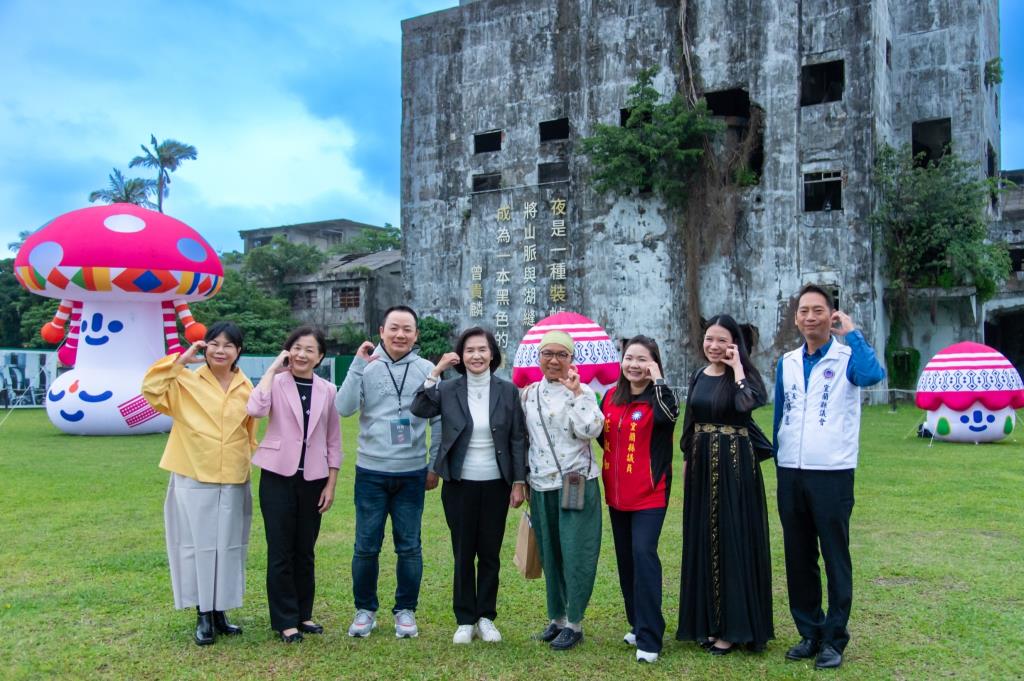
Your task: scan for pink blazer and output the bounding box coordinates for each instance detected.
[248,372,342,480]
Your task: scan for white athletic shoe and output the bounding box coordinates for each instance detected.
[636,649,659,663]
[453,624,474,644]
[623,631,637,646]
[474,618,502,643]
[394,609,419,638]
[347,609,377,638]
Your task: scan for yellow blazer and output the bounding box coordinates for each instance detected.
[142,355,257,484]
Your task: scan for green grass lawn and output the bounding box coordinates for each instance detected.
[1,406,1022,680]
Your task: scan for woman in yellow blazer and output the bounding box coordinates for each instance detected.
[142,321,257,646]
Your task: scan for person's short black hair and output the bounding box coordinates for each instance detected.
[453,327,502,375]
[204,321,244,370]
[382,305,419,327]
[283,325,327,368]
[797,283,835,311]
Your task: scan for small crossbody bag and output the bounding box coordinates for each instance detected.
[534,391,591,511]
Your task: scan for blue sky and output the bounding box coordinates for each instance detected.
[1,1,1021,255]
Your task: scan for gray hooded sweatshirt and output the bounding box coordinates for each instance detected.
[336,344,440,474]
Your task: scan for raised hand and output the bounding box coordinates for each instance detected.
[646,362,663,381]
[559,365,583,396]
[830,310,856,336]
[356,341,377,362]
[176,340,207,365]
[431,352,461,378]
[271,349,291,373]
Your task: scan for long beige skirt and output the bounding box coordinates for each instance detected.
[164,473,252,612]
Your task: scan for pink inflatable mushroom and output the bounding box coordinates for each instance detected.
[13,203,223,434]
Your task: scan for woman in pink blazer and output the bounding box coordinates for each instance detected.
[248,325,342,643]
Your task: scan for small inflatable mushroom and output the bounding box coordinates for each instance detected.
[915,341,1024,443]
[512,311,621,392]
[13,204,223,435]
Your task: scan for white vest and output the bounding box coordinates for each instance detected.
[776,339,861,470]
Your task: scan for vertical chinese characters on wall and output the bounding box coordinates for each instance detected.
[466,191,571,357]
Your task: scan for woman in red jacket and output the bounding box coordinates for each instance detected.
[600,335,678,664]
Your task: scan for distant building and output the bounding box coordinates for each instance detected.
[284,251,404,337]
[239,218,384,253]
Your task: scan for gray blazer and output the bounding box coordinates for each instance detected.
[410,374,528,485]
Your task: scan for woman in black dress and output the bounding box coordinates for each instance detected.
[677,314,773,654]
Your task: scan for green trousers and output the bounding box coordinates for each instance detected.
[530,478,603,623]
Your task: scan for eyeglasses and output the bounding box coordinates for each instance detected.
[539,350,571,360]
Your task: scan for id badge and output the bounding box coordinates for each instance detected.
[389,418,413,447]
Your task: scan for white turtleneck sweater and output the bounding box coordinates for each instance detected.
[461,370,501,481]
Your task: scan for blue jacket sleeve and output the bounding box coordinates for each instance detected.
[772,356,785,455]
[844,330,886,387]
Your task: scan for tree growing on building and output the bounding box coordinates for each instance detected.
[242,235,326,296]
[579,66,721,208]
[871,143,1011,386]
[331,225,402,254]
[129,134,197,213]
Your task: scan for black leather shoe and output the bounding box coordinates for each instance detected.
[194,610,215,646]
[697,637,715,649]
[708,642,735,656]
[534,622,564,642]
[814,643,843,669]
[298,621,324,635]
[212,610,242,636]
[279,630,304,643]
[785,637,820,660]
[549,627,583,651]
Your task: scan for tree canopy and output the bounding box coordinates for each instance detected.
[242,236,326,295]
[88,168,156,208]
[129,134,197,213]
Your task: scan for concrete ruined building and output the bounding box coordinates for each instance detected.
[238,220,403,338]
[401,0,1018,389]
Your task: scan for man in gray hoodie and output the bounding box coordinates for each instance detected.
[336,305,441,639]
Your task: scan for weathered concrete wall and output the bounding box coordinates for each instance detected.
[401,0,1005,393]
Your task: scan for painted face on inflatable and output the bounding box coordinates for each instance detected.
[916,342,1024,444]
[13,204,223,435]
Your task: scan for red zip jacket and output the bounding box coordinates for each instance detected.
[600,383,678,511]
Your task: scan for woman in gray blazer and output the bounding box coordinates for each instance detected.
[411,327,527,645]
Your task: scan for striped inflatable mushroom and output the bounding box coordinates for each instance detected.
[512,311,621,393]
[915,341,1024,443]
[12,204,224,435]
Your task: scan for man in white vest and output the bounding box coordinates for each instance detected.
[772,284,885,670]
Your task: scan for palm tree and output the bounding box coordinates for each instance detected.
[129,134,198,213]
[88,168,157,208]
[7,230,31,253]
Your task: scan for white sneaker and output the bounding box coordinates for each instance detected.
[394,609,419,638]
[623,631,637,646]
[453,624,474,644]
[347,609,377,638]
[636,649,659,663]
[474,617,502,643]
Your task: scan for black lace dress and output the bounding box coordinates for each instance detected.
[676,369,774,648]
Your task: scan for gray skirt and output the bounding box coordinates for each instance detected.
[164,473,252,612]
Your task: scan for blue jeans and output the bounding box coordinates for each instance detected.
[352,466,426,613]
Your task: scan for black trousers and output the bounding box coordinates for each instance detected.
[776,466,855,652]
[259,470,326,632]
[441,478,511,625]
[609,506,667,653]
